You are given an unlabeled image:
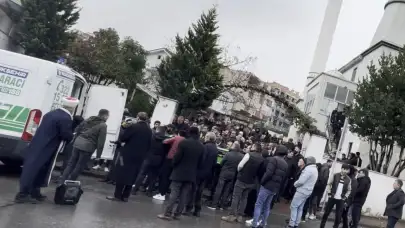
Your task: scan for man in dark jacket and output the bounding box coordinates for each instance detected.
[208,141,243,210]
[384,179,405,228]
[251,145,288,228]
[132,126,166,196]
[320,164,352,228]
[158,127,204,220]
[350,168,371,228]
[341,166,358,228]
[186,131,218,216]
[174,116,189,134]
[59,109,109,184]
[316,160,333,207]
[283,150,297,201]
[106,112,152,202]
[222,143,264,223]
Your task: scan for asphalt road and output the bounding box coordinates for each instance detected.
[0,166,329,228]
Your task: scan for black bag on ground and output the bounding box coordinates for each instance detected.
[54,180,83,205]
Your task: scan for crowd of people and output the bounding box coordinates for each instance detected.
[12,97,405,228]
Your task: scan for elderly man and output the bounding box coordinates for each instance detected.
[185,132,219,217]
[15,97,79,203]
[107,112,152,202]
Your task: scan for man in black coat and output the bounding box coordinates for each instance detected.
[106,112,152,202]
[185,131,218,216]
[250,145,288,228]
[132,126,167,196]
[158,127,204,220]
[384,179,405,228]
[350,168,371,228]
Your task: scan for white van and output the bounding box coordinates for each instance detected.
[0,49,127,166]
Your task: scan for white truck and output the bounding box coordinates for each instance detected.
[0,49,127,166]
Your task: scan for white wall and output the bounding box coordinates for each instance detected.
[303,135,402,218]
[146,51,168,69]
[341,45,399,83]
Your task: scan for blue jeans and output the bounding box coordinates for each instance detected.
[252,186,275,227]
[289,191,309,227]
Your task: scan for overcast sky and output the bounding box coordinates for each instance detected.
[75,0,386,92]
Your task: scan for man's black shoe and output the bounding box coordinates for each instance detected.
[31,194,47,202]
[193,211,200,217]
[15,194,37,204]
[106,196,123,202]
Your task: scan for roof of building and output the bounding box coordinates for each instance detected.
[338,40,402,73]
[147,48,173,56]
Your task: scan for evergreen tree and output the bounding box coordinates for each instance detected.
[17,0,80,61]
[157,8,222,114]
[348,53,400,173]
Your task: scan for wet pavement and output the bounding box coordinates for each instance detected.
[0,168,332,228]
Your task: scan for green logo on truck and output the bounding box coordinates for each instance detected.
[0,103,29,133]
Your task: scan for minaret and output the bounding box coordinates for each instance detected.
[303,0,343,99]
[371,0,405,46]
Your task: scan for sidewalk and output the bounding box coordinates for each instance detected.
[272,201,405,228]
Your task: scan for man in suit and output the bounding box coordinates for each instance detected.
[158,127,204,220]
[15,97,79,203]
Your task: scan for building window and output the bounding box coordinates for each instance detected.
[346,90,355,104]
[266,99,272,107]
[157,55,162,59]
[324,83,338,99]
[335,86,348,103]
[351,67,358,82]
[248,91,254,99]
[259,94,265,104]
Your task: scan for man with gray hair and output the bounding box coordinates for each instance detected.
[185,131,219,217]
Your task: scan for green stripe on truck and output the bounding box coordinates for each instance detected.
[4,106,23,120]
[15,108,30,123]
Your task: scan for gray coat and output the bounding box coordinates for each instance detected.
[294,156,318,196]
[219,150,244,180]
[73,116,107,155]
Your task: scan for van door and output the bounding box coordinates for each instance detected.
[83,86,128,160]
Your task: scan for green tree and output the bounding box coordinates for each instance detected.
[17,0,80,61]
[68,28,147,89]
[127,91,156,117]
[157,8,223,114]
[347,53,403,174]
[116,37,147,97]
